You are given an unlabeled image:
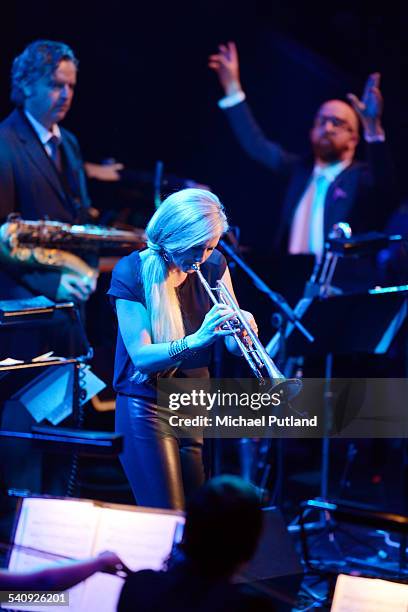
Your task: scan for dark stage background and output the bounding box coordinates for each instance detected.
[1,1,406,250]
[1,0,408,518]
[3,0,407,391]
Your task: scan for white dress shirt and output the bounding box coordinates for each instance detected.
[24,110,62,157]
[288,160,350,259]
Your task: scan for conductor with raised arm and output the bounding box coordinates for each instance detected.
[209,42,395,257]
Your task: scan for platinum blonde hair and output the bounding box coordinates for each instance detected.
[142,189,228,343]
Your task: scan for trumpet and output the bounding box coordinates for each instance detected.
[192,264,302,401]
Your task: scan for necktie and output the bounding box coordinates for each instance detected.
[308,172,329,258]
[288,177,318,255]
[48,135,62,173]
[288,170,329,258]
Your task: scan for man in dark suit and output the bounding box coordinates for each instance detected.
[209,42,394,256]
[0,42,98,494]
[0,40,97,304]
[0,42,126,496]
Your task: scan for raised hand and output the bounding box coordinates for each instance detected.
[208,41,242,96]
[347,73,384,137]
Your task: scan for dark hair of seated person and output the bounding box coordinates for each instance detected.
[118,476,276,612]
[179,474,263,578]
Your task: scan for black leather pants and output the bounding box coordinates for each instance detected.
[115,394,205,510]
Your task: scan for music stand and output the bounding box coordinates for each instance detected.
[0,297,94,497]
[285,288,408,359]
[0,297,92,361]
[284,287,408,500]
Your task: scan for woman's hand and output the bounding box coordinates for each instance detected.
[240,309,258,336]
[189,303,236,350]
[224,309,258,356]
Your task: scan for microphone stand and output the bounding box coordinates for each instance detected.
[219,239,314,363]
[219,239,313,504]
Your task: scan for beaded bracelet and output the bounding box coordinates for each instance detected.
[169,337,197,361]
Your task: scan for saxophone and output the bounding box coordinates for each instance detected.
[0,215,146,288]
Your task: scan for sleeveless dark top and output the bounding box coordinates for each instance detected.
[107,249,227,398]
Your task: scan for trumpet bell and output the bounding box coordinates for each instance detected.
[269,378,303,402]
[192,263,302,402]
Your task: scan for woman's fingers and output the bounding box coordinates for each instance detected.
[213,313,237,328]
[207,307,235,327]
[206,304,233,320]
[215,327,236,336]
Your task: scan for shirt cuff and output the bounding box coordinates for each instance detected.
[364,131,386,143]
[218,91,246,109]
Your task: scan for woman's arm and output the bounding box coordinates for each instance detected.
[116,299,182,373]
[116,298,235,375]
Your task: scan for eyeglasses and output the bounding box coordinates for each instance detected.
[314,115,354,132]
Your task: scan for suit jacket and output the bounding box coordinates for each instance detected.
[0,109,91,299]
[224,101,396,251]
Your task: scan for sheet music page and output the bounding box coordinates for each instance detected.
[331,573,408,611]
[0,358,24,366]
[5,498,99,611]
[94,507,185,571]
[1,557,85,612]
[78,572,125,612]
[77,507,184,612]
[5,499,185,612]
[16,366,74,424]
[11,498,97,562]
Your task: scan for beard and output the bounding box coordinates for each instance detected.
[312,137,345,163]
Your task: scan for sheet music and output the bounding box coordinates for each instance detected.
[331,573,408,611]
[79,573,125,612]
[82,508,184,612]
[6,498,185,612]
[94,507,184,571]
[15,367,74,424]
[0,358,24,366]
[11,499,96,563]
[5,499,98,611]
[0,548,85,612]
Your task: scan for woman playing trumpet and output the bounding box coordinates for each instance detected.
[108,188,257,510]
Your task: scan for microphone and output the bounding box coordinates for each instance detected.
[154,160,164,209]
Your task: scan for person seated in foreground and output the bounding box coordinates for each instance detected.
[118,474,276,611]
